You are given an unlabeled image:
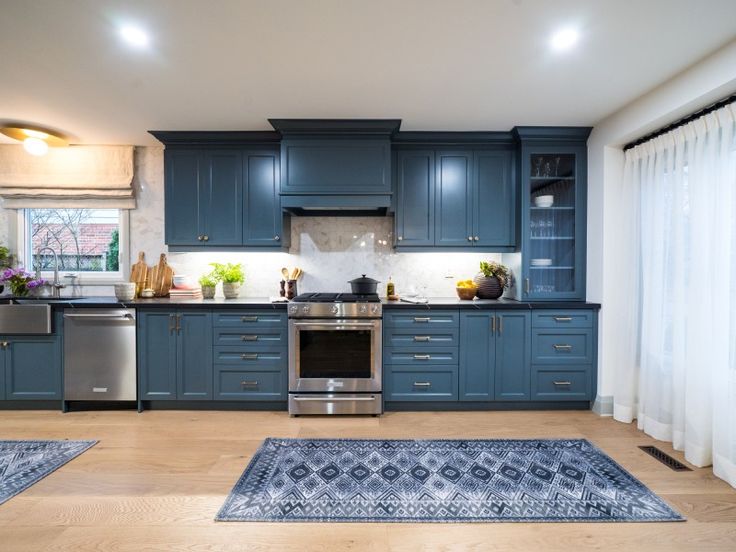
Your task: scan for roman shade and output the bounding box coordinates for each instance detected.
[0,145,135,208]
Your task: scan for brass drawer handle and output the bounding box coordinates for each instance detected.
[553,344,573,350]
[241,380,258,387]
[413,382,432,388]
[554,316,573,322]
[241,335,258,341]
[241,353,258,360]
[413,317,431,323]
[553,381,572,387]
[413,354,431,360]
[413,336,431,342]
[241,316,258,322]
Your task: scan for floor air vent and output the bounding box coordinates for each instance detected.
[639,446,692,471]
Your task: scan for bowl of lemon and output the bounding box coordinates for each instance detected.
[456,279,478,300]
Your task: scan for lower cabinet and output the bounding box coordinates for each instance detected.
[138,308,287,404]
[0,336,62,400]
[138,310,213,401]
[459,311,530,401]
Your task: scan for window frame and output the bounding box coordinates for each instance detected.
[16,208,130,285]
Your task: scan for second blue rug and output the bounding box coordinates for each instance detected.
[217,438,683,522]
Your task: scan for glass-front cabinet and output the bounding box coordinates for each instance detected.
[515,128,591,301]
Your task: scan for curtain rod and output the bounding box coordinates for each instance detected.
[623,92,736,151]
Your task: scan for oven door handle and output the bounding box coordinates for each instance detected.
[291,322,378,328]
[292,396,377,402]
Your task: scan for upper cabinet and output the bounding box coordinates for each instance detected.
[512,127,592,301]
[151,132,289,251]
[394,143,515,251]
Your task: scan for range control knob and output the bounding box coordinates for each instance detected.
[371,305,380,314]
[331,305,340,315]
[302,305,310,313]
[289,305,298,314]
[359,304,368,313]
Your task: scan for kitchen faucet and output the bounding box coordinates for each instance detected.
[36,247,65,298]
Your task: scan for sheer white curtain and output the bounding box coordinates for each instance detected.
[614,103,736,488]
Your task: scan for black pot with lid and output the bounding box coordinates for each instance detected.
[348,274,380,295]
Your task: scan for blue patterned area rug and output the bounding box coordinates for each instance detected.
[0,440,97,505]
[217,438,683,523]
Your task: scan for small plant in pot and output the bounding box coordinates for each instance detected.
[210,262,244,299]
[198,272,218,299]
[474,261,510,300]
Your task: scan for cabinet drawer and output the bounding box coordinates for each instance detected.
[384,348,458,365]
[532,310,594,329]
[214,368,285,400]
[386,366,458,401]
[532,329,592,364]
[532,368,590,401]
[384,328,458,348]
[213,348,286,367]
[384,310,459,328]
[213,311,286,328]
[214,327,286,348]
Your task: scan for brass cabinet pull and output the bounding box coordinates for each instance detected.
[553,381,572,387]
[274,235,280,241]
[397,236,403,241]
[491,316,496,335]
[241,353,258,360]
[474,236,479,241]
[241,335,258,341]
[0,341,8,349]
[554,316,573,322]
[413,336,431,342]
[241,380,258,387]
[176,314,182,334]
[413,382,432,388]
[197,235,203,241]
[498,315,503,335]
[202,235,209,242]
[413,317,431,323]
[525,278,530,294]
[413,354,431,360]
[467,236,473,241]
[553,344,573,351]
[241,316,258,322]
[168,314,176,335]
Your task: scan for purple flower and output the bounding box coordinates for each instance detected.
[27,279,46,289]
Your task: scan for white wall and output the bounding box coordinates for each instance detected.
[587,39,736,409]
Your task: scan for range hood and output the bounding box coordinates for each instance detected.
[270,119,401,216]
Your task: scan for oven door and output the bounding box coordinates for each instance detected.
[289,319,382,393]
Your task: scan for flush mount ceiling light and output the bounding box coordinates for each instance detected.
[550,28,579,52]
[119,25,150,48]
[0,125,69,156]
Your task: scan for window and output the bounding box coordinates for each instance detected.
[19,208,128,281]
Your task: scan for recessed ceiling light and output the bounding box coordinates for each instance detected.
[23,137,49,156]
[119,25,150,48]
[550,28,579,52]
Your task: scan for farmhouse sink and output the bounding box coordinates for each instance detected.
[0,301,53,334]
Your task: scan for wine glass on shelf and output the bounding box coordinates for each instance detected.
[533,157,543,177]
[554,157,561,177]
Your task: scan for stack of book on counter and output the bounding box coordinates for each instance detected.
[168,281,203,300]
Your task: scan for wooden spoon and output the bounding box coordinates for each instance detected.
[281,267,290,281]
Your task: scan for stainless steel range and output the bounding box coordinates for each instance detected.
[288,293,382,416]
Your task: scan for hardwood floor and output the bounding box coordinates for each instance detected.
[1,409,735,551]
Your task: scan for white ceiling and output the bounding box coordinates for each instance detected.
[1,0,735,146]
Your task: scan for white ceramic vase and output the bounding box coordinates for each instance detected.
[222,282,241,299]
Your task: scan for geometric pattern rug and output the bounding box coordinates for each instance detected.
[0,440,97,505]
[217,438,683,523]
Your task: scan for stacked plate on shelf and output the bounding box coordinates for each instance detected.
[533,195,554,207]
[530,258,553,267]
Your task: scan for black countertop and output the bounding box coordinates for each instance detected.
[6,296,600,310]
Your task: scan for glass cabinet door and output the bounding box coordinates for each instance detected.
[523,148,585,300]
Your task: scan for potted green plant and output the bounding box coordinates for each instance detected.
[474,261,510,300]
[210,262,245,299]
[198,272,218,299]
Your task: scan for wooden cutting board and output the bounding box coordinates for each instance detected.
[130,252,148,295]
[150,253,174,297]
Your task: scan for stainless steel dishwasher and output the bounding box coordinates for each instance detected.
[63,308,137,401]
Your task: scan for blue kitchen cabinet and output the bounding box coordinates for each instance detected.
[3,336,62,400]
[395,147,515,250]
[177,312,213,400]
[474,150,515,247]
[514,127,591,300]
[459,311,530,401]
[435,151,473,247]
[243,150,289,247]
[0,342,5,399]
[138,310,178,400]
[138,310,213,401]
[395,150,435,246]
[164,148,242,247]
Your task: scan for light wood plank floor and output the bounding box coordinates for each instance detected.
[1,409,735,551]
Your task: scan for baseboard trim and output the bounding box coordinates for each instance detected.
[592,395,613,416]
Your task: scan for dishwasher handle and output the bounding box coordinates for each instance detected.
[64,313,134,321]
